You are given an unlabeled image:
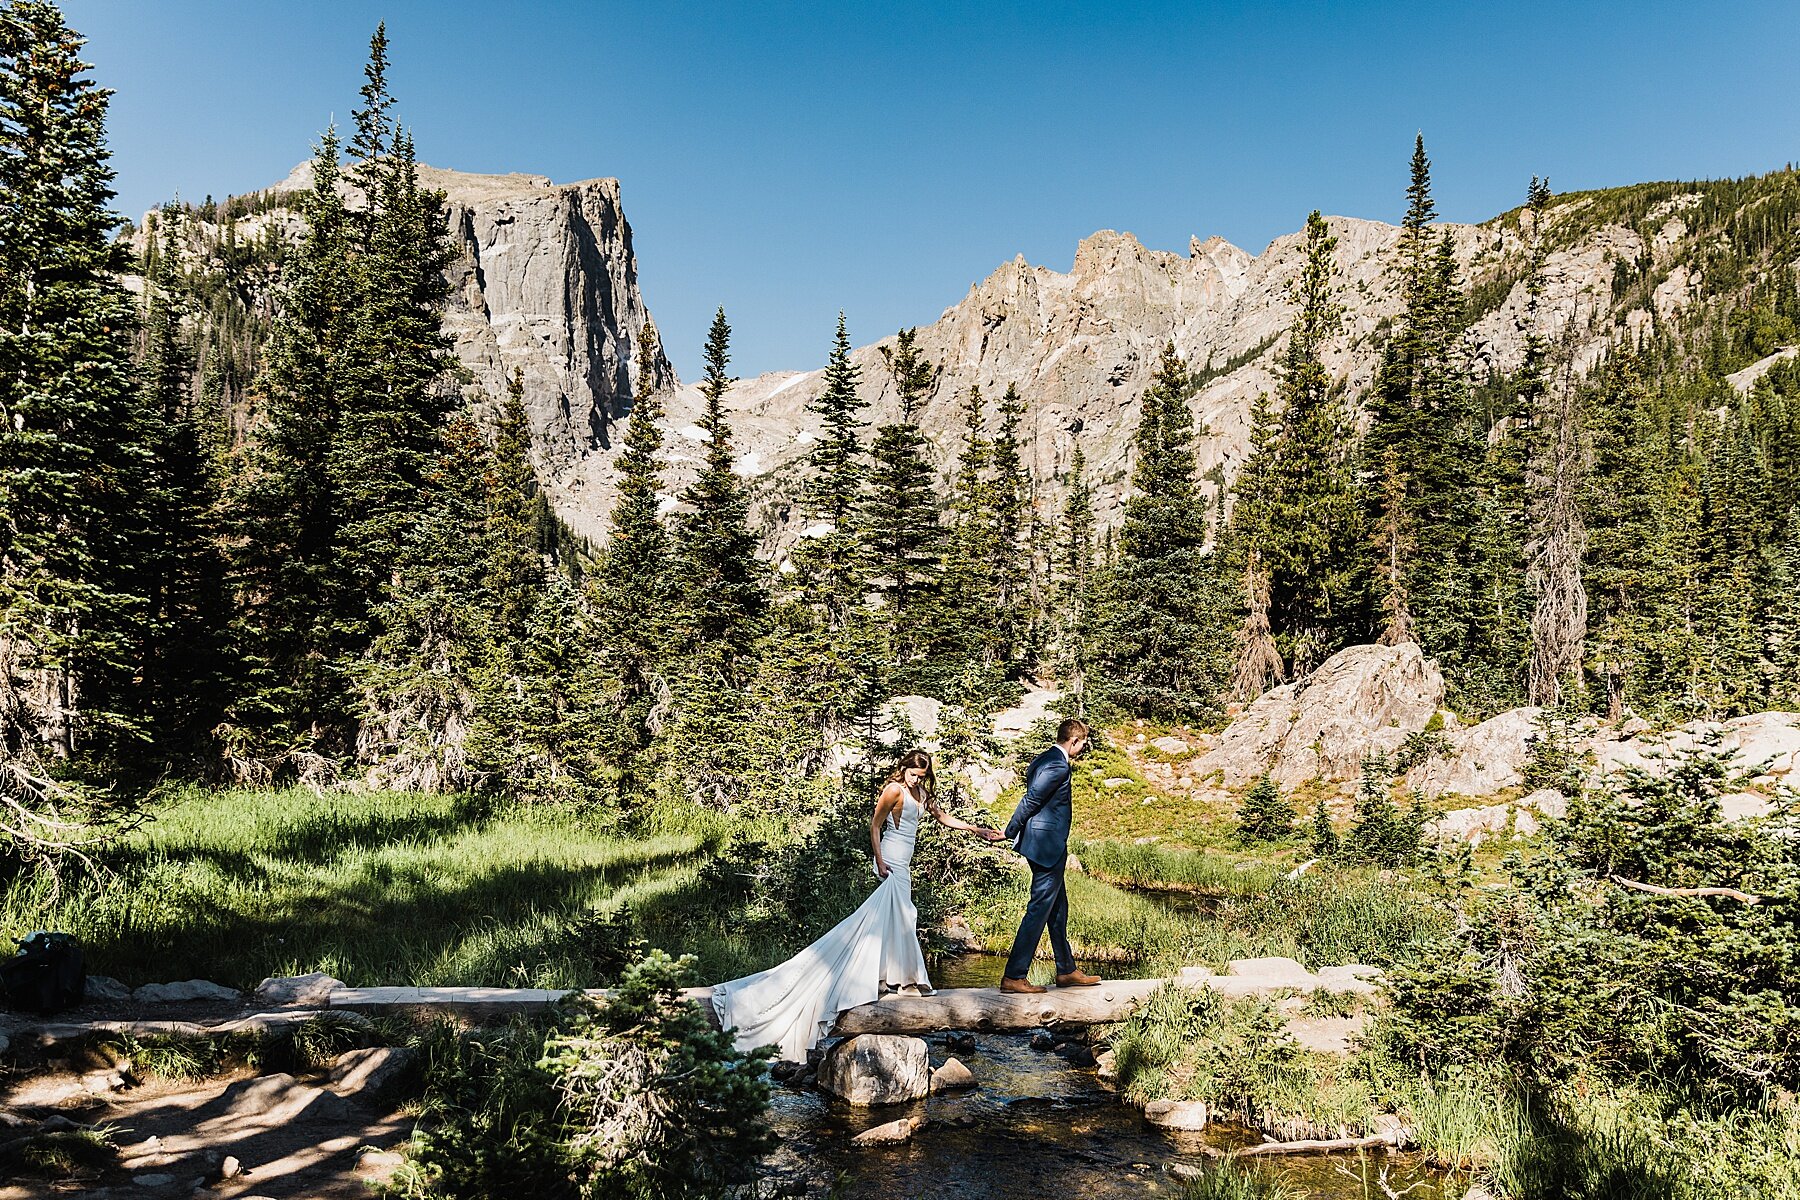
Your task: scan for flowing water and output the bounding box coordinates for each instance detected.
[763,949,1449,1200]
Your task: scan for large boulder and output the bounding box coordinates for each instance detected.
[133,979,241,1004]
[1194,643,1445,788]
[817,1035,931,1106]
[1406,707,1543,798]
[254,972,344,1008]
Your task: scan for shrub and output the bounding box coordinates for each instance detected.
[1340,753,1426,867]
[1235,774,1296,844]
[402,950,773,1200]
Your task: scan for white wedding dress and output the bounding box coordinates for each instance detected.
[712,788,932,1062]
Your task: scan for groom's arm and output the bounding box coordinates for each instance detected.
[1006,758,1070,839]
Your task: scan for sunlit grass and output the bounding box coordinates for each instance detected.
[0,787,730,989]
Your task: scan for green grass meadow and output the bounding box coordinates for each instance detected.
[2,787,766,989]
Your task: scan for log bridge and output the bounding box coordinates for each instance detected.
[13,960,1378,1050]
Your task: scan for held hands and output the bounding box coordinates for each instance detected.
[973,826,1006,843]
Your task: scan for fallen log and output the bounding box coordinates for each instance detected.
[1610,876,1762,905]
[830,979,1165,1035]
[1234,1126,1416,1157]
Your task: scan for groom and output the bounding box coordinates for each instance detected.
[1000,717,1102,994]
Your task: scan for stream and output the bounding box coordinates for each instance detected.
[763,951,1449,1200]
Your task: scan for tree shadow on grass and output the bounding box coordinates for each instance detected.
[76,839,703,990]
[1500,1089,1683,1200]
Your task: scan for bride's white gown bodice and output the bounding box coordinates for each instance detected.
[712,789,931,1061]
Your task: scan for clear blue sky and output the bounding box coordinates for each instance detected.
[70,1,1800,380]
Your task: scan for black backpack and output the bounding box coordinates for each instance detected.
[0,932,86,1013]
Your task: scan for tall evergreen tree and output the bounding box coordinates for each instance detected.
[861,328,943,661]
[485,368,545,640]
[1055,444,1097,711]
[0,1,150,769]
[135,210,230,764]
[221,127,355,759]
[673,309,766,664]
[792,313,867,622]
[930,385,1003,679]
[987,383,1032,663]
[331,121,455,603]
[1091,344,1231,719]
[1361,137,1482,670]
[1252,211,1359,671]
[593,320,674,752]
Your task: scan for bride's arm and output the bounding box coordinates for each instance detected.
[927,796,1005,841]
[871,785,902,877]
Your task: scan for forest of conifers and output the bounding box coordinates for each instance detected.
[4,9,1799,840]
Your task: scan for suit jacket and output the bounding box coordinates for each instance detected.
[1006,746,1072,869]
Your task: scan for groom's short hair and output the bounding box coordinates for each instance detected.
[1056,717,1090,745]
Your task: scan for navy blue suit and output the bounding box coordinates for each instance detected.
[1003,746,1076,979]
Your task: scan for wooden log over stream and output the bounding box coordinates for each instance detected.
[664,979,1168,1034]
[827,979,1166,1034]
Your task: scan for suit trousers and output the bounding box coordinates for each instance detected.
[1004,856,1075,980]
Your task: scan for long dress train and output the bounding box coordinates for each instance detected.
[711,789,932,1062]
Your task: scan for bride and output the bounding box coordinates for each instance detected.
[711,749,1005,1062]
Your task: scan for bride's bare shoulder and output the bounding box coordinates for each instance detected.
[876,780,906,804]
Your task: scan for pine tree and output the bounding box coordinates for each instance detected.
[792,313,867,622]
[1309,797,1340,859]
[331,118,455,604]
[0,1,150,769]
[1236,773,1295,843]
[673,309,766,667]
[485,368,544,639]
[1362,137,1482,672]
[930,385,1003,682]
[861,328,943,662]
[987,383,1032,663]
[594,320,675,752]
[1055,444,1097,710]
[1765,511,1800,706]
[135,209,230,764]
[1255,211,1360,671]
[1091,344,1232,719]
[221,127,355,760]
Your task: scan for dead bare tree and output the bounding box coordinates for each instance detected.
[1526,345,1589,706]
[1231,552,1285,701]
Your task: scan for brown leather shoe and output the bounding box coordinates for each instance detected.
[999,976,1047,994]
[1055,970,1102,987]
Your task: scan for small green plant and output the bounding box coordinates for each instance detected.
[1341,753,1426,867]
[1301,988,1363,1019]
[403,950,773,1200]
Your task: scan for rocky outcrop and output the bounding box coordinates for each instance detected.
[663,194,1712,556]
[1592,711,1800,783]
[427,166,671,541]
[1406,707,1543,797]
[197,162,673,546]
[1193,643,1444,788]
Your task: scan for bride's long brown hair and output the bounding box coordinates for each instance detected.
[882,749,937,826]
